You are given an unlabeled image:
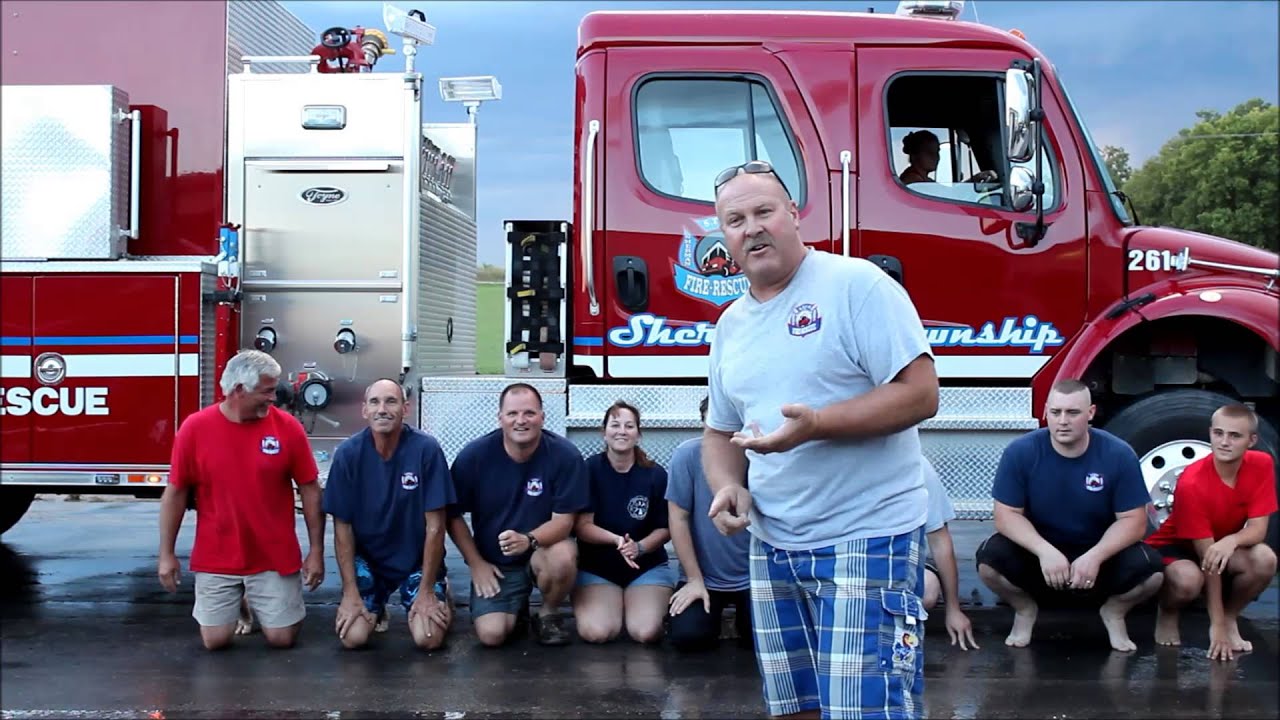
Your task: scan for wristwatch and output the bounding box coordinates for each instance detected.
[525,532,539,551]
[636,540,646,555]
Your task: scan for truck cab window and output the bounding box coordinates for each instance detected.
[636,77,803,205]
[886,74,1057,210]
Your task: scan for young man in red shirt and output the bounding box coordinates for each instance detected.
[157,349,326,650]
[1147,403,1278,661]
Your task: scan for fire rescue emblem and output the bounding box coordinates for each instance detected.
[526,477,544,497]
[261,436,281,455]
[673,216,749,307]
[787,303,822,337]
[401,472,419,490]
[1084,473,1105,492]
[627,495,649,520]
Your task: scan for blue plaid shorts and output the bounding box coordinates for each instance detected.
[750,527,928,719]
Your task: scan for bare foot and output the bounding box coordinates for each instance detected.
[1100,604,1136,653]
[375,608,389,634]
[1154,607,1181,646]
[235,601,256,636]
[1225,621,1253,654]
[1005,606,1037,647]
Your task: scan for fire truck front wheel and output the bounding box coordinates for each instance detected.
[1103,388,1279,561]
[0,488,36,535]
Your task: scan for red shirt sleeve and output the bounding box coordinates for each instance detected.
[1176,471,1214,541]
[1244,452,1279,518]
[285,413,319,486]
[167,411,199,490]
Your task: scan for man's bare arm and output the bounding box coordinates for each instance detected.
[298,482,325,554]
[158,484,189,558]
[1193,537,1225,623]
[928,526,963,612]
[334,519,360,594]
[667,502,704,582]
[703,427,748,494]
[1228,515,1270,548]
[993,501,1057,557]
[530,512,576,546]
[1085,507,1147,562]
[420,509,446,592]
[811,354,939,439]
[447,516,485,566]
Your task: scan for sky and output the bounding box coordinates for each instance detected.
[280,0,1279,267]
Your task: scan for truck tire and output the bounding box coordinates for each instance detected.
[1103,389,1279,561]
[0,488,36,535]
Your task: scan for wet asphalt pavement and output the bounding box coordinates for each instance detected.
[1,498,1276,719]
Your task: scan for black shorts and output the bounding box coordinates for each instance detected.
[1154,543,1198,565]
[975,532,1162,600]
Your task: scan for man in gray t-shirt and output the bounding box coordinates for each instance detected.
[703,164,940,719]
[665,397,752,652]
[922,458,978,650]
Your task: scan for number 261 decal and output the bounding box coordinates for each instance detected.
[1128,247,1189,272]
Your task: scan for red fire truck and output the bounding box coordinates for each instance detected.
[2,1,1277,553]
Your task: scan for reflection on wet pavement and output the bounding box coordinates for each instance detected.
[2,500,1276,719]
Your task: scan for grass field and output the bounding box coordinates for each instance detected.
[476,282,504,375]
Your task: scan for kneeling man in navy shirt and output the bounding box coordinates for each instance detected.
[323,379,456,651]
[976,379,1163,652]
[448,383,590,646]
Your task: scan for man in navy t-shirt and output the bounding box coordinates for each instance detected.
[447,383,589,647]
[976,379,1163,652]
[323,379,456,651]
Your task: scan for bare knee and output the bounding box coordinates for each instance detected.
[977,563,1002,585]
[474,614,514,647]
[578,617,621,644]
[411,614,451,651]
[923,570,941,611]
[1162,563,1203,605]
[263,624,300,649]
[626,617,665,644]
[1247,544,1277,577]
[339,619,373,650]
[200,625,235,651]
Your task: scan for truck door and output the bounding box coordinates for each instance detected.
[597,46,831,379]
[856,48,1088,381]
[30,275,182,464]
[0,276,33,463]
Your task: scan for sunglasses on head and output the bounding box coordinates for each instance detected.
[713,160,791,199]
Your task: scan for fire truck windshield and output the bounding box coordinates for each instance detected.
[1056,70,1134,226]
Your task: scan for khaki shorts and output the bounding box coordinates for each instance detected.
[193,571,305,629]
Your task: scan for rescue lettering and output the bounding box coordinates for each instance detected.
[0,387,110,416]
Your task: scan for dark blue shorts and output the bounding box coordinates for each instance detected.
[355,556,447,614]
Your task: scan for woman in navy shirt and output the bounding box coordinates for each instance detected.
[573,401,675,643]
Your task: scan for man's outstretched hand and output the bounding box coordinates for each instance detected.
[730,405,819,455]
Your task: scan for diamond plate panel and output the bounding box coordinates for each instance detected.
[921,430,1028,520]
[568,385,709,419]
[420,377,569,463]
[1,85,131,260]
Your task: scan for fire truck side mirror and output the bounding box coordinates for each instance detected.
[1004,68,1034,163]
[334,328,357,354]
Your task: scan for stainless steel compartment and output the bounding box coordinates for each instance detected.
[241,290,403,438]
[241,161,406,285]
[1,85,134,260]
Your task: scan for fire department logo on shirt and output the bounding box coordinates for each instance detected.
[526,477,544,497]
[1084,473,1105,492]
[787,303,822,337]
[627,495,649,520]
[401,472,419,490]
[260,436,280,455]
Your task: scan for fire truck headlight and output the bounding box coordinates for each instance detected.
[255,327,277,353]
[334,328,357,354]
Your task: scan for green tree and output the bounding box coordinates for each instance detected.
[1124,98,1278,251]
[476,263,504,282]
[1101,145,1132,189]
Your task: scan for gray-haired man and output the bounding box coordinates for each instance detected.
[157,349,325,650]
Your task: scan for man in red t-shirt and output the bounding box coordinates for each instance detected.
[157,349,325,650]
[1146,403,1278,661]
